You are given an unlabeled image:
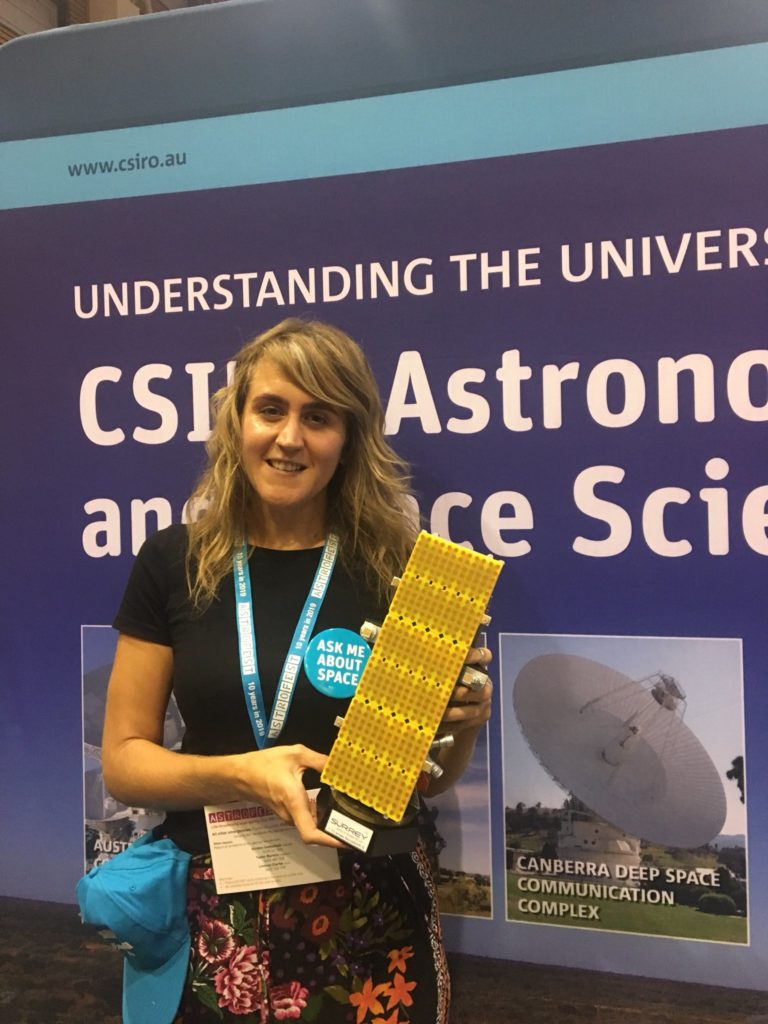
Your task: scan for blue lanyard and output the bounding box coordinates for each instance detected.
[233,533,340,748]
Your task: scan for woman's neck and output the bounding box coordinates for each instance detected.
[248,506,327,550]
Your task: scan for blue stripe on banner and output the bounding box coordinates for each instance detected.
[2,42,768,210]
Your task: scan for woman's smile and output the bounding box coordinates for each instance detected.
[266,458,306,473]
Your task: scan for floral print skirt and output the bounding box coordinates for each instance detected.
[173,845,450,1023]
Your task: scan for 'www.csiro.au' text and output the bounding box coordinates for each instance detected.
[67,151,187,177]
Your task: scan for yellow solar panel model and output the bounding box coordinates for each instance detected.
[318,531,503,853]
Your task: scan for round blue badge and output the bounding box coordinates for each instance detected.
[304,628,371,698]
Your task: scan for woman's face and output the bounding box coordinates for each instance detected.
[240,357,347,527]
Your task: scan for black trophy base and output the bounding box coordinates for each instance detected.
[316,786,420,856]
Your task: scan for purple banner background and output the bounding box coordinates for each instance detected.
[1,123,767,987]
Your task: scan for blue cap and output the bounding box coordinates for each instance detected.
[77,831,192,1024]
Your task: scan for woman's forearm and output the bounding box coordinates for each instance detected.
[102,737,248,811]
[102,735,342,846]
[102,637,341,845]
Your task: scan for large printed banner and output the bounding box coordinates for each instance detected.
[1,44,767,995]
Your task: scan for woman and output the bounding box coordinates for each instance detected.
[102,318,493,1023]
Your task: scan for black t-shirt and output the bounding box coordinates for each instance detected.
[113,524,384,850]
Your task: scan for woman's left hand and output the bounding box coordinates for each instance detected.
[438,645,494,735]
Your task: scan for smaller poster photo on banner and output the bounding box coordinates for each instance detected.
[424,724,493,919]
[500,633,747,944]
[81,625,184,871]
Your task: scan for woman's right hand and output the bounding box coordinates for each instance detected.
[235,744,344,848]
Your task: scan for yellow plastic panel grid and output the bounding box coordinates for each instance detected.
[321,531,503,822]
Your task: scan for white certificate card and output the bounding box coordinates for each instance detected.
[203,793,340,894]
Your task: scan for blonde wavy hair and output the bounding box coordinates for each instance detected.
[186,318,417,607]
